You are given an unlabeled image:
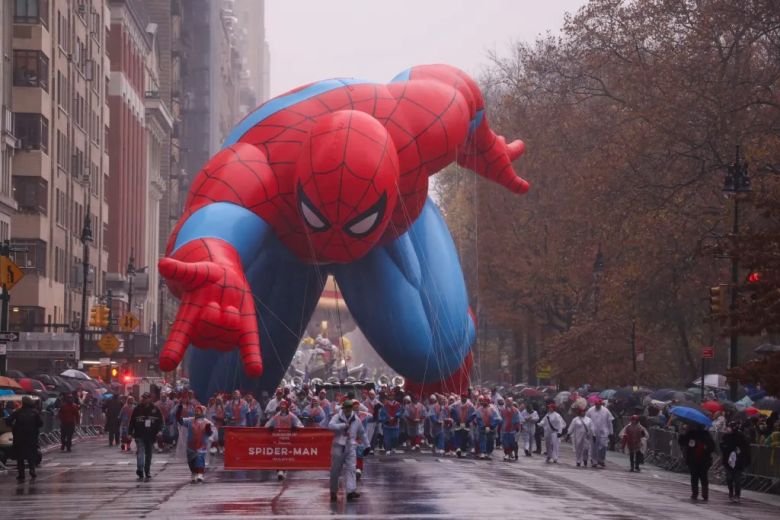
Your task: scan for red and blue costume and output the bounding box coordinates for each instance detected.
[158,64,528,400]
[379,398,403,452]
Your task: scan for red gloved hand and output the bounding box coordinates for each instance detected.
[158,238,262,377]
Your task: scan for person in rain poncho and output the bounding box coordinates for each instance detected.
[586,398,614,467]
[519,403,539,457]
[267,399,304,481]
[567,406,593,467]
[542,402,566,464]
[177,404,214,483]
[328,399,367,502]
[427,395,449,454]
[379,393,402,454]
[719,421,751,503]
[619,414,648,472]
[678,423,715,501]
[301,397,327,427]
[119,396,135,452]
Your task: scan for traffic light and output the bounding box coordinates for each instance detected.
[88,305,110,328]
[747,271,761,284]
[709,284,728,314]
[111,367,118,378]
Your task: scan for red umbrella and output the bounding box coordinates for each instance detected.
[520,388,542,398]
[745,407,760,416]
[701,401,724,414]
[18,378,47,393]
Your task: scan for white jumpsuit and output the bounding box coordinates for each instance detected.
[567,415,593,465]
[542,411,566,462]
[328,411,367,495]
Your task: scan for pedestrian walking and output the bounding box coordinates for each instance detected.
[542,402,565,463]
[104,394,123,447]
[58,394,80,452]
[586,399,614,467]
[719,421,751,503]
[119,396,135,451]
[520,403,539,456]
[327,399,367,502]
[450,393,475,457]
[266,399,303,481]
[177,404,214,483]
[475,395,501,460]
[379,393,402,454]
[4,396,42,482]
[619,415,648,472]
[678,423,715,501]
[129,392,164,482]
[567,407,592,467]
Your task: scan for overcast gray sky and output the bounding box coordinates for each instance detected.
[266,0,587,96]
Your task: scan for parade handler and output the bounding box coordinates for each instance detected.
[328,399,368,502]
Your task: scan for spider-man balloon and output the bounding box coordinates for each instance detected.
[160,64,528,400]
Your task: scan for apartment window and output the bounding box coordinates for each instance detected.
[14,0,49,27]
[54,246,65,283]
[0,221,9,242]
[12,176,48,215]
[13,50,49,91]
[10,239,47,276]
[15,113,48,152]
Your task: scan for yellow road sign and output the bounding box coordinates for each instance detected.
[119,313,140,332]
[98,333,121,355]
[0,256,24,290]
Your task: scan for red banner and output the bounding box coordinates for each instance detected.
[223,427,334,470]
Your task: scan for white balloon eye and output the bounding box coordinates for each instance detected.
[347,212,378,236]
[297,183,330,232]
[344,193,387,238]
[301,201,327,230]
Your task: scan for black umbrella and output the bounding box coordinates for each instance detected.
[649,389,688,402]
[755,398,780,412]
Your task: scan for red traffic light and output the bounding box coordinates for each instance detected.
[747,272,761,283]
[123,374,132,383]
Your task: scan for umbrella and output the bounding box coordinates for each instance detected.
[754,398,780,412]
[0,376,23,390]
[744,407,762,417]
[649,389,688,402]
[519,388,542,398]
[18,378,47,394]
[755,342,780,354]
[573,397,588,410]
[700,401,724,414]
[0,388,14,396]
[587,394,602,405]
[553,391,571,406]
[101,393,114,399]
[60,369,92,380]
[599,389,617,400]
[670,406,712,427]
[735,396,753,410]
[692,374,728,390]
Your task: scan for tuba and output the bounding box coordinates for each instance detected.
[377,374,390,387]
[392,376,406,388]
[292,376,303,388]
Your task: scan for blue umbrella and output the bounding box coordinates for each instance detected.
[671,406,712,427]
[0,388,13,396]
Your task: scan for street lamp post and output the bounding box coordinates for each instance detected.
[592,243,605,317]
[79,204,93,363]
[723,145,751,401]
[127,252,135,315]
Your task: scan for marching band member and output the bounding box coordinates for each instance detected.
[264,389,284,422]
[245,394,262,427]
[301,397,328,427]
[450,393,475,457]
[362,390,380,451]
[404,395,426,451]
[226,390,250,427]
[427,394,448,454]
[379,393,402,454]
[475,396,501,460]
[207,396,226,454]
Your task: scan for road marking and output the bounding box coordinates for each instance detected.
[79,461,94,466]
[117,461,132,465]
[436,458,453,464]
[45,462,61,467]
[403,458,417,464]
[154,460,168,464]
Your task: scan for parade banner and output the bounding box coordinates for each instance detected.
[223,427,334,470]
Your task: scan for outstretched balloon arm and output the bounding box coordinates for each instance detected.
[159,143,279,377]
[158,240,262,377]
[400,64,529,195]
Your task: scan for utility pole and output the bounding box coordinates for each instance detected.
[127,251,135,315]
[723,145,750,401]
[79,203,93,363]
[0,241,10,376]
[630,320,637,386]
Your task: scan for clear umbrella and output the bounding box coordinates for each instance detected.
[60,369,92,380]
[691,374,728,390]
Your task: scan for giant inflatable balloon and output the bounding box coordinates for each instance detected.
[159,64,528,400]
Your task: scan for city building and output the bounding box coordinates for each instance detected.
[144,0,184,352]
[9,0,111,345]
[105,0,171,367]
[235,0,270,109]
[1,0,18,242]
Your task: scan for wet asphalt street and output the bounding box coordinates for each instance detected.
[2,436,779,520]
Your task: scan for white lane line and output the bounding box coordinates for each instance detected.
[45,462,61,467]
[154,460,168,464]
[437,458,453,464]
[79,461,94,466]
[117,461,132,465]
[403,458,417,464]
